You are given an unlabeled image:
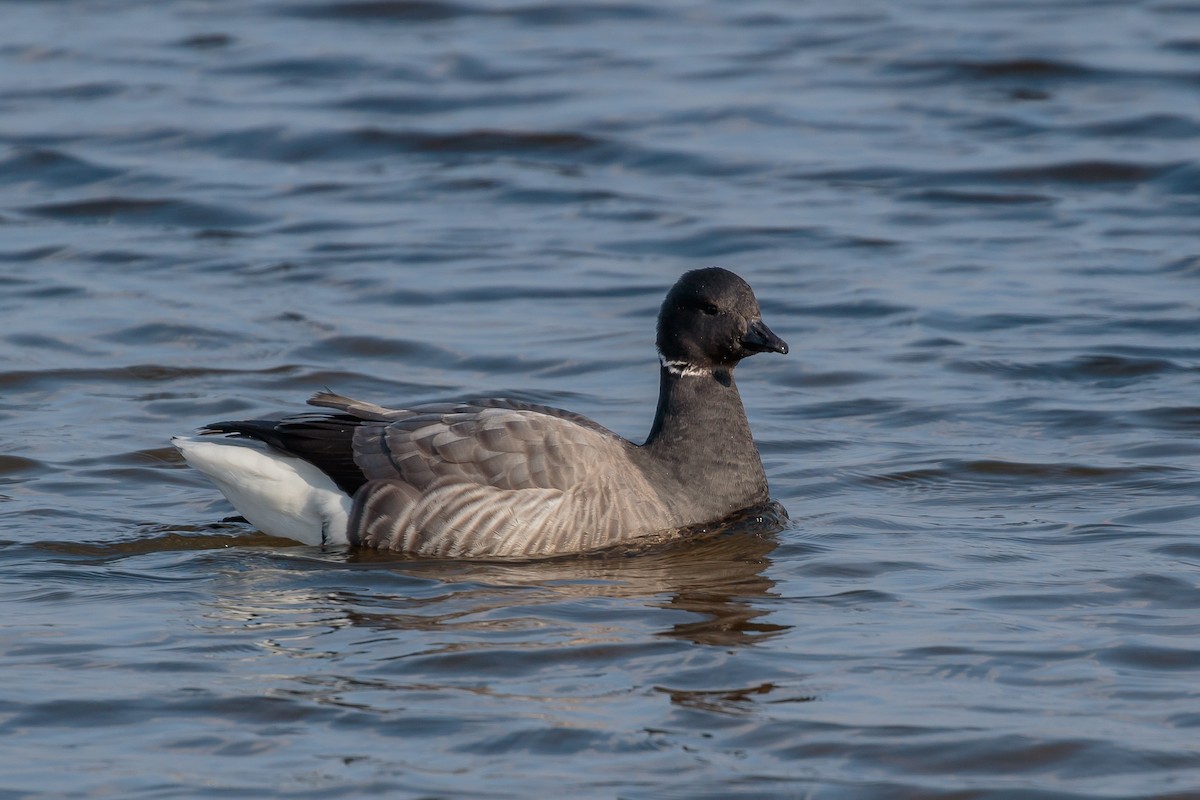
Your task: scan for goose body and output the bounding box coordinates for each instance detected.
[174,267,788,558]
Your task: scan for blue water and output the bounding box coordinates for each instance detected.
[2,1,1200,797]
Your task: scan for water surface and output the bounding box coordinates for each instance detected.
[2,1,1200,798]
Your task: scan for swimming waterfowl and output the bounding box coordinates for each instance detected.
[173,267,788,557]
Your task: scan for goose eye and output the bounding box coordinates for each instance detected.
[699,302,720,316]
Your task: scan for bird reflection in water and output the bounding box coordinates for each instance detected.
[327,501,793,648]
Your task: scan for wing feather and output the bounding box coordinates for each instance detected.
[299,393,680,556]
[348,404,622,493]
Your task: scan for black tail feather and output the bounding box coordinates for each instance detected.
[202,414,369,495]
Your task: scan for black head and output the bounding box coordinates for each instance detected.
[656,267,788,371]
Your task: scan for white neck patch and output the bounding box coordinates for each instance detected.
[660,357,711,377]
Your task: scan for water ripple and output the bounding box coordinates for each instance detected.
[3,0,1200,797]
[0,148,124,187]
[22,197,271,229]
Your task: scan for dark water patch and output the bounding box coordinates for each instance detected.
[176,33,235,49]
[853,733,1198,779]
[10,563,208,589]
[888,56,1200,93]
[535,358,629,378]
[374,281,657,306]
[30,528,300,562]
[973,160,1178,186]
[6,282,87,301]
[505,3,662,25]
[921,311,1063,333]
[426,176,503,194]
[583,207,672,225]
[895,57,1096,81]
[1,639,106,658]
[1160,255,1200,277]
[442,52,540,84]
[98,323,238,348]
[950,354,1184,384]
[272,219,380,237]
[742,436,843,457]
[385,640,682,679]
[861,460,1175,491]
[1164,37,1200,53]
[824,515,931,534]
[1105,574,1200,609]
[192,228,253,241]
[902,188,1055,206]
[1129,406,1200,433]
[782,299,911,319]
[146,393,260,421]
[74,462,187,488]
[0,455,50,483]
[798,397,904,420]
[5,332,100,356]
[22,197,271,229]
[498,186,624,205]
[0,82,124,103]
[955,460,1167,484]
[172,124,748,176]
[1114,503,1200,526]
[794,588,896,607]
[458,725,651,756]
[283,0,662,25]
[801,160,1180,190]
[279,181,354,197]
[1101,644,1200,672]
[0,245,68,263]
[462,350,591,377]
[1168,713,1200,732]
[281,0,474,22]
[664,611,791,648]
[1019,407,1129,436]
[255,367,448,398]
[877,404,956,428]
[0,364,298,392]
[294,334,448,363]
[657,104,801,129]
[239,260,327,280]
[610,225,880,258]
[1007,86,1052,101]
[776,369,878,389]
[0,692,338,733]
[199,125,604,163]
[1077,315,1200,338]
[215,55,393,82]
[1061,523,1148,544]
[87,249,156,265]
[1156,541,1200,561]
[793,559,928,580]
[654,682,815,715]
[1112,441,1200,460]
[403,128,602,156]
[909,337,963,349]
[460,724,643,758]
[124,659,223,675]
[958,113,1052,139]
[1151,163,1200,196]
[0,148,123,188]
[1156,3,1200,15]
[1077,113,1200,140]
[338,91,568,116]
[104,445,189,469]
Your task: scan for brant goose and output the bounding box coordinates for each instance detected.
[173,267,787,557]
